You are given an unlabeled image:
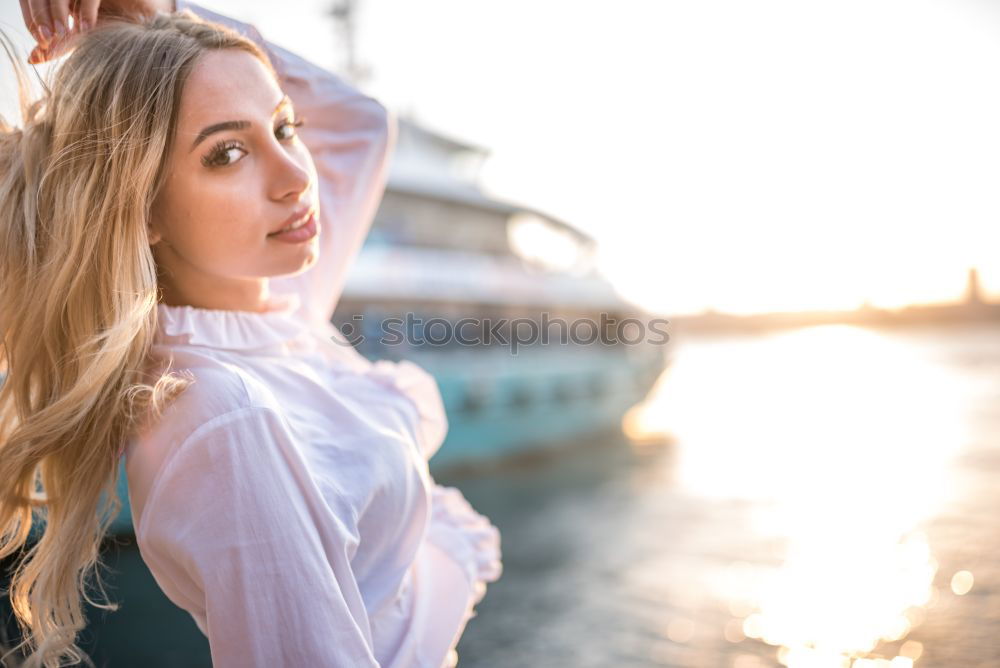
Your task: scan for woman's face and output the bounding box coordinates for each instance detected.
[149,48,320,310]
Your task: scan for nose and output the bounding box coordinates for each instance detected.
[269,145,312,203]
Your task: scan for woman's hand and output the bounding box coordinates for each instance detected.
[19,0,176,64]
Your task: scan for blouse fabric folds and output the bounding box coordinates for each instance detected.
[123,4,502,667]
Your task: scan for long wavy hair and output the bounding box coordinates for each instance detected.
[0,10,277,667]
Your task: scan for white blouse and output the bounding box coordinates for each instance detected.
[123,4,502,667]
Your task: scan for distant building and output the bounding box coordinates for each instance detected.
[965,267,983,305]
[671,266,999,334]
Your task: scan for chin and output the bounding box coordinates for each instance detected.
[275,247,319,278]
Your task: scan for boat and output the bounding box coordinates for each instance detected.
[329,117,667,472]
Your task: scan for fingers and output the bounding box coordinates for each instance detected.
[24,0,98,65]
[24,0,74,48]
[22,0,53,47]
[24,0,79,45]
[27,23,78,65]
[46,0,73,40]
[77,0,99,32]
[27,0,54,41]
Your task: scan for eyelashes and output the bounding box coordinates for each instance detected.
[201,116,307,168]
[202,139,244,168]
[278,117,306,140]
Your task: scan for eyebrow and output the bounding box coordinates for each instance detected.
[189,95,293,153]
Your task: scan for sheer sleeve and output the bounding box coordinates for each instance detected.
[135,406,381,667]
[176,1,397,328]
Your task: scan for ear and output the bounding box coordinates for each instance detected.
[148,194,169,246]
[147,209,164,246]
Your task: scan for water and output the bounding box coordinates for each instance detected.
[445,322,1000,668]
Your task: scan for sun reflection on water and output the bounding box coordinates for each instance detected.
[627,324,971,666]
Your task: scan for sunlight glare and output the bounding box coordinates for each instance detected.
[628,324,970,665]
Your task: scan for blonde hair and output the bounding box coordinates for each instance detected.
[0,10,277,667]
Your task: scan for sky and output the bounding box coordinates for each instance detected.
[2,0,999,316]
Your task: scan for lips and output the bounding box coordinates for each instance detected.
[269,206,316,236]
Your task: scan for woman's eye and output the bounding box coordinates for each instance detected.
[276,117,305,140]
[203,140,246,168]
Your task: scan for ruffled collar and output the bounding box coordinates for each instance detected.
[154,292,310,351]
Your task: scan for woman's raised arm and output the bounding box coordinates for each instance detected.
[177,1,397,328]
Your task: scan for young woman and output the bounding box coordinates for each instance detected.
[1,2,502,666]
